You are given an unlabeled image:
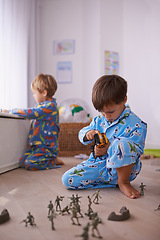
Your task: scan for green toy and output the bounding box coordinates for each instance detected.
[21,212,36,227]
[92,190,101,204]
[47,200,54,217]
[48,210,56,230]
[139,182,146,196]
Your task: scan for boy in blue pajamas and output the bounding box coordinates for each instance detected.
[62,75,147,199]
[2,73,64,170]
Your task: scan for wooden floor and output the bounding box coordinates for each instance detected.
[0,157,160,240]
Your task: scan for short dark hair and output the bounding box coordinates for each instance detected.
[92,75,127,111]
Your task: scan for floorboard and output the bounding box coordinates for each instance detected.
[0,157,160,240]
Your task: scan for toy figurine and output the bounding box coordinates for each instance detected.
[68,194,76,206]
[75,194,82,204]
[139,182,146,196]
[21,212,36,227]
[108,206,130,221]
[71,205,81,226]
[92,190,101,204]
[154,204,160,211]
[59,205,70,215]
[0,209,10,224]
[85,196,93,217]
[76,223,90,240]
[73,200,83,218]
[48,210,56,230]
[90,214,102,238]
[54,196,64,211]
[47,200,54,217]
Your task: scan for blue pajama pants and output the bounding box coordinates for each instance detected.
[62,138,142,189]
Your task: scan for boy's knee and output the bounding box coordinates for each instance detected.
[62,171,70,187]
[62,170,77,188]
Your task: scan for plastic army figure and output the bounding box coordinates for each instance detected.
[71,205,81,226]
[75,194,82,204]
[92,190,101,204]
[47,200,54,217]
[90,214,102,238]
[54,196,64,211]
[85,196,93,217]
[21,212,36,227]
[139,182,146,196]
[59,205,70,215]
[48,210,56,230]
[76,222,90,240]
[74,201,83,218]
[69,194,76,206]
[154,204,160,211]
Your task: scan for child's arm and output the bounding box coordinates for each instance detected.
[4,101,56,119]
[79,118,98,145]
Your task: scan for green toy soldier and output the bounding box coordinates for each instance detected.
[92,190,101,204]
[85,196,93,217]
[71,205,81,226]
[69,194,76,206]
[90,214,102,238]
[54,196,64,211]
[48,210,56,230]
[75,194,82,204]
[21,212,36,227]
[76,222,90,240]
[139,182,146,196]
[59,205,70,215]
[47,200,54,217]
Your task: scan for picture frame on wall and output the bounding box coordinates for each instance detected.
[104,50,119,75]
[57,61,72,84]
[53,40,75,55]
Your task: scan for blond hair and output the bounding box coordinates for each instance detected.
[31,73,57,97]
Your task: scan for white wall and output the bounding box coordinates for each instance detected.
[123,0,160,148]
[39,0,84,105]
[37,0,160,148]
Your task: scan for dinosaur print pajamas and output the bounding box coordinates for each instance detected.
[8,99,59,170]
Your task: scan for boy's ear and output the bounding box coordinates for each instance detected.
[42,90,47,96]
[124,95,127,103]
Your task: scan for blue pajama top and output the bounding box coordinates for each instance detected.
[79,105,147,168]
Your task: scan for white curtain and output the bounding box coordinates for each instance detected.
[0,0,40,109]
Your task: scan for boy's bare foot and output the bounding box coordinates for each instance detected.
[55,157,64,165]
[118,182,140,199]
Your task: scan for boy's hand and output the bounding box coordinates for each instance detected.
[1,109,8,113]
[86,130,99,141]
[94,141,110,157]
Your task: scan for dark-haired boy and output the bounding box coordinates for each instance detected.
[62,75,147,199]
